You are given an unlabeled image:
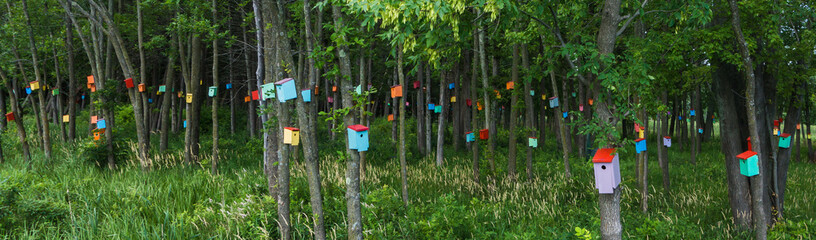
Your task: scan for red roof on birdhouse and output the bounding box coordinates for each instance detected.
[275,78,294,85]
[529,137,537,139]
[635,138,645,142]
[548,96,558,100]
[664,136,671,139]
[736,151,757,160]
[284,127,299,131]
[465,131,472,134]
[593,148,617,163]
[780,133,791,138]
[347,125,369,132]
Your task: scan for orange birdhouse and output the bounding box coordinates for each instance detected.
[93,132,101,141]
[387,114,394,121]
[589,98,594,106]
[332,85,337,92]
[506,81,514,90]
[390,85,403,98]
[244,96,251,102]
[138,83,146,92]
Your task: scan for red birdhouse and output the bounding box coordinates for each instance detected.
[124,78,135,88]
[466,99,472,107]
[413,81,420,89]
[479,129,489,140]
[5,112,14,121]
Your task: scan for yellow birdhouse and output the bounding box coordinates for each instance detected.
[62,115,70,123]
[283,127,300,146]
[30,81,40,90]
[186,93,193,103]
[450,96,456,103]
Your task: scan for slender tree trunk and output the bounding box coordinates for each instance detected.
[522,44,533,180]
[507,44,520,179]
[549,58,571,178]
[435,69,447,167]
[658,92,671,195]
[211,0,220,175]
[729,1,768,238]
[21,0,52,159]
[159,47,176,153]
[0,71,31,162]
[52,44,67,141]
[477,10,495,173]
[471,29,480,182]
[137,0,150,153]
[66,16,77,140]
[416,63,425,154]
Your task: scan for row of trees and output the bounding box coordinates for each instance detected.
[1,0,814,239]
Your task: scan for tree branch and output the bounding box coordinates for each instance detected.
[616,0,649,37]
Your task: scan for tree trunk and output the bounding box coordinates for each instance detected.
[21,0,53,160]
[416,63,425,154]
[435,69,447,167]
[0,71,31,162]
[477,10,495,173]
[507,44,520,179]
[522,44,534,180]
[658,92,671,195]
[729,1,768,237]
[549,58,571,179]
[159,47,176,153]
[471,28,480,183]
[211,0,220,175]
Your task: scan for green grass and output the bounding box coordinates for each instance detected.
[1,109,815,239]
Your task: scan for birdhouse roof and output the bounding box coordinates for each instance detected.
[736,151,757,159]
[780,133,791,138]
[664,136,671,139]
[302,88,310,91]
[465,131,472,134]
[284,127,299,131]
[391,84,402,88]
[635,138,645,142]
[124,78,133,82]
[274,78,294,85]
[529,137,537,139]
[347,125,369,132]
[593,148,617,163]
[548,96,558,100]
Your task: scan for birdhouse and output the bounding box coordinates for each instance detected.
[428,103,435,110]
[434,105,442,113]
[183,120,187,128]
[97,119,107,129]
[663,136,671,147]
[779,133,791,148]
[495,90,501,99]
[156,85,165,93]
[530,90,535,96]
[177,92,182,98]
[148,98,153,103]
[698,128,703,134]
[283,127,300,146]
[592,148,621,194]
[275,78,297,102]
[773,119,779,127]
[332,85,337,92]
[5,112,14,121]
[244,96,251,102]
[387,114,394,121]
[93,132,101,141]
[30,81,40,90]
[87,75,95,85]
[61,115,69,123]
[25,87,32,95]
[773,128,779,136]
[579,104,584,111]
[315,86,319,95]
[413,81,420,89]
[124,78,135,88]
[327,97,334,103]
[91,116,98,124]
[390,85,403,98]
[548,97,559,108]
[448,83,455,89]
[450,96,456,103]
[479,129,489,140]
[796,123,800,130]
[690,109,696,116]
[635,138,646,154]
[226,83,232,89]
[589,98,594,105]
[466,99,472,106]
[52,89,59,96]
[347,125,370,152]
[477,102,483,111]
[405,102,410,106]
[506,81,514,90]
[261,83,276,100]
[466,132,475,143]
[355,85,362,95]
[301,89,312,102]
[208,86,218,97]
[528,137,538,148]
[252,90,260,101]
[737,150,759,177]
[138,84,146,92]
[572,92,576,97]
[186,93,194,103]
[638,129,645,139]
[562,112,568,118]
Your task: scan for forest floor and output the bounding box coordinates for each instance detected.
[1,111,815,239]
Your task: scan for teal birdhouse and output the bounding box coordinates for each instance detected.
[159,85,166,93]
[301,89,312,102]
[434,105,442,113]
[347,125,370,152]
[548,97,559,108]
[208,86,217,97]
[562,111,568,118]
[275,78,297,102]
[261,83,276,100]
[779,133,791,148]
[97,119,107,129]
[528,137,538,148]
[737,151,759,177]
[466,132,475,143]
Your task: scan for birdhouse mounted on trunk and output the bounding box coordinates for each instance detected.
[413,81,420,89]
[30,81,40,90]
[183,120,187,128]
[466,99,472,106]
[226,83,232,89]
[387,114,394,121]
[428,103,435,110]
[663,136,671,147]
[528,137,538,148]
[347,125,370,152]
[690,109,696,116]
[779,133,792,148]
[91,116,98,124]
[450,96,456,103]
[592,148,621,194]
[505,81,514,90]
[390,85,403,98]
[434,105,442,113]
[562,112,568,118]
[635,138,646,154]
[87,75,94,85]
[244,96,251,102]
[548,97,559,108]
[93,132,101,141]
[253,89,262,101]
[479,129,489,140]
[138,83,146,92]
[208,87,218,97]
[25,87,31,95]
[159,85,166,93]
[186,93,194,103]
[301,89,312,102]
[97,119,107,129]
[698,128,703,134]
[124,78,135,88]
[530,90,535,96]
[5,112,14,121]
[52,89,59,96]
[466,132,475,142]
[449,83,455,89]
[737,150,759,177]
[283,127,300,146]
[327,97,334,103]
[275,78,297,102]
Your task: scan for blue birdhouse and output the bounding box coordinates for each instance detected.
[562,111,568,118]
[428,103,435,110]
[779,133,791,148]
[690,110,696,116]
[466,132,475,142]
[183,120,187,128]
[301,89,312,102]
[737,151,759,177]
[225,83,232,89]
[548,97,559,108]
[347,125,369,152]
[97,119,107,129]
[274,78,297,102]
[635,138,646,154]
[148,98,153,103]
[448,83,454,89]
[530,90,535,96]
[81,95,86,100]
[25,87,32,95]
